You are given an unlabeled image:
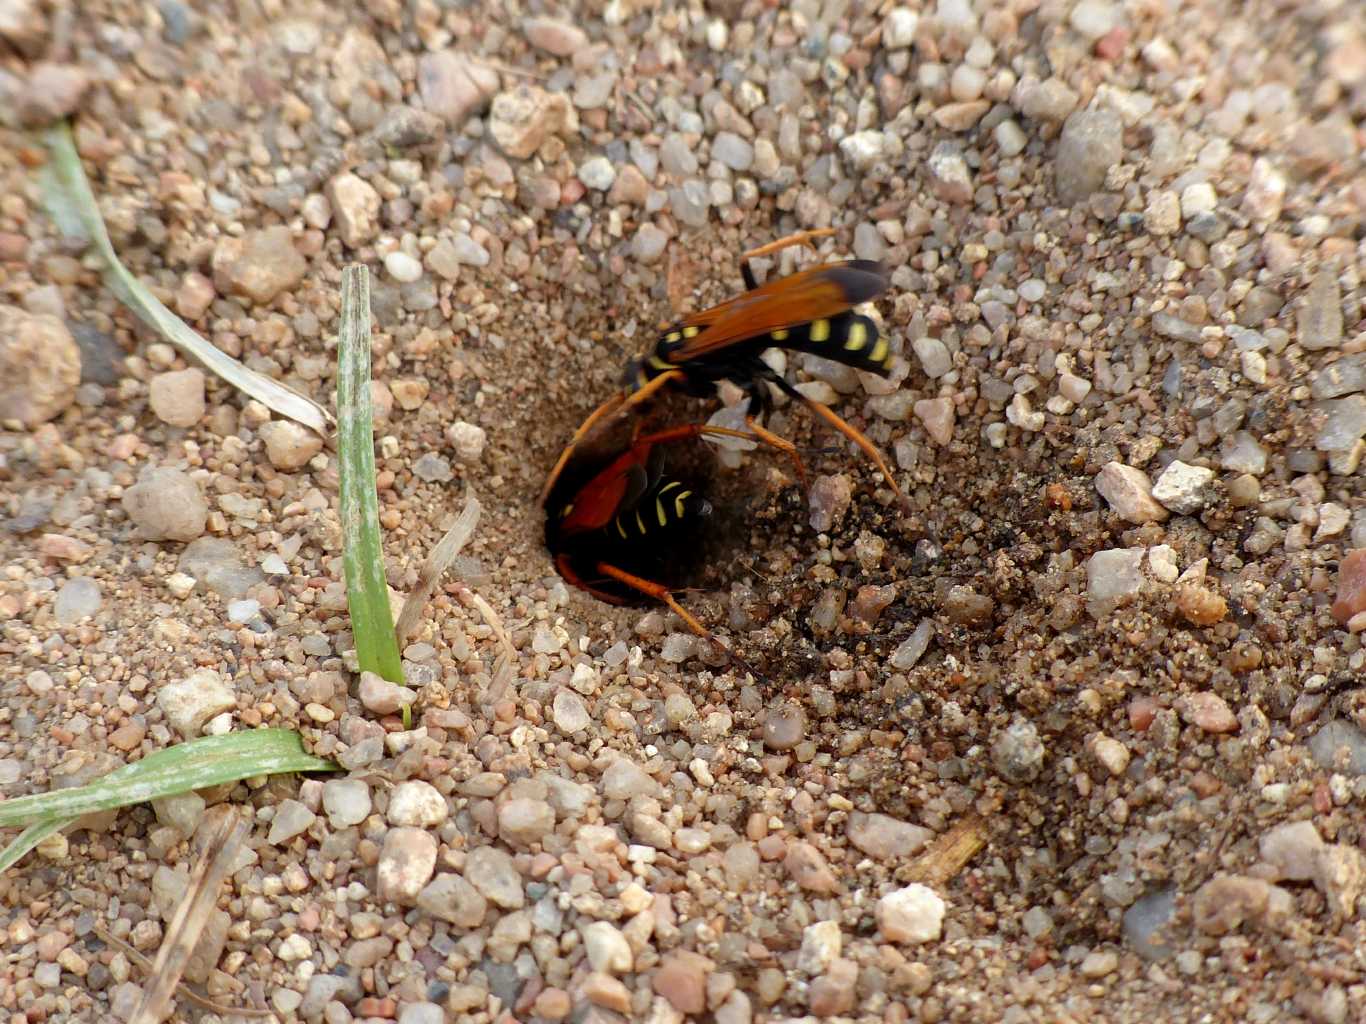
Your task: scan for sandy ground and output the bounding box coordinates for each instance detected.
[2,0,1366,1021]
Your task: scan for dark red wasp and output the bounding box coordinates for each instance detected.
[542,229,909,512]
[544,423,790,663]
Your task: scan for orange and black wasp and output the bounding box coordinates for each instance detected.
[545,422,789,668]
[542,229,910,513]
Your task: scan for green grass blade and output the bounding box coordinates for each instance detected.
[337,264,404,682]
[0,729,335,830]
[0,822,64,874]
[37,121,333,436]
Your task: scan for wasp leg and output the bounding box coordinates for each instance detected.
[624,422,806,488]
[540,370,686,505]
[594,561,758,679]
[739,228,838,290]
[798,394,912,513]
[743,416,808,489]
[760,373,911,513]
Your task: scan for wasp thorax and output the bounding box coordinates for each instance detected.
[621,358,649,392]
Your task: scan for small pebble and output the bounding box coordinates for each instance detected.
[889,620,934,670]
[358,671,416,715]
[384,251,423,283]
[388,780,448,827]
[322,778,372,828]
[1179,692,1238,733]
[1192,875,1291,935]
[417,873,487,928]
[1080,950,1119,979]
[327,174,382,247]
[914,397,955,445]
[522,17,586,57]
[761,703,805,750]
[157,668,236,738]
[259,420,323,470]
[377,827,437,904]
[268,799,316,844]
[489,85,576,160]
[1055,109,1122,204]
[498,798,555,845]
[653,950,711,1014]
[578,155,616,191]
[847,812,932,861]
[463,845,524,909]
[148,368,205,428]
[53,577,101,624]
[552,689,590,733]
[582,921,633,974]
[1332,550,1366,625]
[1151,461,1215,514]
[1095,462,1168,523]
[1175,584,1228,627]
[1299,270,1344,351]
[1259,820,1324,881]
[632,223,669,264]
[785,842,840,894]
[417,50,497,128]
[877,884,946,944]
[123,467,208,542]
[210,226,306,304]
[992,719,1045,783]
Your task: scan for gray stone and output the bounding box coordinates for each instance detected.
[417,50,497,127]
[1299,271,1344,351]
[1055,109,1122,204]
[1308,720,1366,775]
[712,132,754,172]
[53,577,101,624]
[464,845,524,908]
[417,872,487,928]
[992,718,1045,783]
[1123,887,1177,960]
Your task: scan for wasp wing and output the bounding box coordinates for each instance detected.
[660,261,888,361]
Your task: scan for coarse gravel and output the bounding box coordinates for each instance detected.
[2,1,1366,1022]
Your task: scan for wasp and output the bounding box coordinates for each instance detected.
[542,229,910,513]
[545,423,788,668]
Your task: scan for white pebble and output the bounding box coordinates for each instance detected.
[882,8,919,48]
[1181,182,1218,219]
[578,155,617,191]
[994,119,1027,157]
[877,884,946,944]
[388,780,449,827]
[384,251,423,283]
[446,420,486,461]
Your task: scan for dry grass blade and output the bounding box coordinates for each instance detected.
[37,121,333,436]
[457,585,518,704]
[94,926,272,1018]
[129,812,250,1024]
[395,489,482,642]
[903,816,988,889]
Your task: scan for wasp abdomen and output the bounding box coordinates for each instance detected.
[764,312,891,376]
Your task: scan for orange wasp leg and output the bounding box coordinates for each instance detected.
[593,561,758,679]
[634,421,808,491]
[741,228,837,262]
[740,228,838,290]
[743,416,808,489]
[797,394,913,513]
[540,369,686,505]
